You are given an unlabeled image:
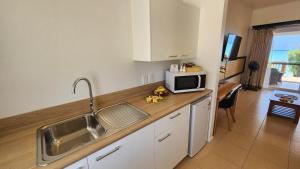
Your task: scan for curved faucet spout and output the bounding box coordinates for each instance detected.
[72,77,95,114]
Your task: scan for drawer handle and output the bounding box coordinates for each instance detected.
[169,55,178,58]
[170,113,181,119]
[96,146,121,161]
[158,133,171,142]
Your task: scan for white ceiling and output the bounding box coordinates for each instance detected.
[240,0,300,9]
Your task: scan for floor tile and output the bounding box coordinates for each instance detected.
[257,123,291,151]
[192,151,240,169]
[175,158,201,169]
[243,153,284,169]
[249,140,289,168]
[289,152,300,169]
[291,126,300,142]
[209,139,248,167]
[220,131,255,150]
[290,140,300,155]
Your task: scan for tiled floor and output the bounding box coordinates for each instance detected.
[269,81,300,91]
[176,89,300,169]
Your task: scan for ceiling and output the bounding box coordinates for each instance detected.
[240,0,300,9]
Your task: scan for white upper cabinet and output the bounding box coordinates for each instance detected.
[131,0,200,61]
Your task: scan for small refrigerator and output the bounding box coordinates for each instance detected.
[188,95,211,157]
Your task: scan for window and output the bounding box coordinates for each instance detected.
[267,32,300,91]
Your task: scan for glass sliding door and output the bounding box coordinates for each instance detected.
[264,31,300,92]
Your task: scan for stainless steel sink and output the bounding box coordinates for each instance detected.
[37,103,149,166]
[37,114,106,166]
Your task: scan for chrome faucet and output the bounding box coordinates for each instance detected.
[72,77,95,114]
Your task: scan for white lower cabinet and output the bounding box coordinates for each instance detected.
[87,138,130,169]
[65,104,191,169]
[154,105,191,169]
[87,124,155,169]
[64,158,88,169]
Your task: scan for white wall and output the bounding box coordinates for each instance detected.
[252,1,300,26]
[225,0,252,57]
[193,0,228,140]
[223,0,252,83]
[0,0,175,119]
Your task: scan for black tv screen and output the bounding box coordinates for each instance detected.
[222,33,242,61]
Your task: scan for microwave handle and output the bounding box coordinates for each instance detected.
[197,75,201,88]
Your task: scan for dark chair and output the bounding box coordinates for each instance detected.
[219,86,241,130]
[269,68,283,85]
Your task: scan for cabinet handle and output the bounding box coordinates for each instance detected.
[158,133,171,142]
[95,146,121,161]
[170,113,181,119]
[169,55,178,58]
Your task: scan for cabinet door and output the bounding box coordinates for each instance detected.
[154,105,190,169]
[88,124,154,169]
[150,0,200,61]
[128,124,155,169]
[169,105,190,165]
[150,0,179,61]
[190,97,211,155]
[131,0,200,61]
[64,158,88,169]
[87,138,129,169]
[155,129,175,169]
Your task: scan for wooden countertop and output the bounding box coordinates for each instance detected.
[217,82,240,101]
[0,84,211,169]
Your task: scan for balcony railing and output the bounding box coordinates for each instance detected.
[270,62,300,90]
[271,62,300,75]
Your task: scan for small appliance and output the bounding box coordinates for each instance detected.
[165,70,206,93]
[188,95,211,157]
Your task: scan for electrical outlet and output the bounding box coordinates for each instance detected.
[141,73,154,85]
[147,73,154,83]
[141,74,147,85]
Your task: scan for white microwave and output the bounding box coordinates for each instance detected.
[165,70,206,93]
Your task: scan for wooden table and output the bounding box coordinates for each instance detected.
[267,90,300,124]
[213,82,241,135]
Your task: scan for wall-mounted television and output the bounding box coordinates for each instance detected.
[222,33,242,61]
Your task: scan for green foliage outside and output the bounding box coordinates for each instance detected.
[288,49,300,76]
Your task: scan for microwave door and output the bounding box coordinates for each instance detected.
[175,75,199,91]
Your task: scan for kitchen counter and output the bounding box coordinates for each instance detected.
[0,83,212,169]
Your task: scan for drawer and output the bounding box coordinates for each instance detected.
[154,104,190,137]
[87,137,129,169]
[64,158,88,169]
